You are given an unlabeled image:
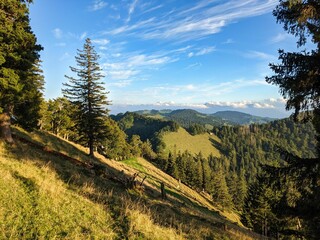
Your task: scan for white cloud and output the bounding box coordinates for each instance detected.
[189,47,216,57]
[127,0,139,22]
[80,32,87,40]
[89,0,107,11]
[59,52,70,61]
[107,70,139,80]
[154,102,209,109]
[133,79,269,104]
[141,4,163,14]
[185,62,202,69]
[206,101,249,109]
[53,28,63,39]
[205,100,275,109]
[253,102,275,109]
[196,47,215,56]
[245,50,275,60]
[108,80,133,87]
[270,33,290,43]
[107,0,277,42]
[92,38,110,45]
[112,53,122,57]
[223,38,234,44]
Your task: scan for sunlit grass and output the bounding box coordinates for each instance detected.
[162,127,221,157]
[0,128,264,239]
[122,158,145,172]
[0,143,115,239]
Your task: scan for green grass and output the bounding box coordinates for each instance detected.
[122,158,145,172]
[0,127,264,240]
[162,127,221,157]
[0,143,115,239]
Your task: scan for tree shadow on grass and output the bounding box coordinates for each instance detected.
[209,138,225,155]
[4,136,266,240]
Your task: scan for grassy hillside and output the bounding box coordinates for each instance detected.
[162,127,221,158]
[0,127,265,239]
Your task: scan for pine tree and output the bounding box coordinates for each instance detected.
[166,152,179,179]
[265,1,320,238]
[100,117,131,160]
[63,38,110,157]
[42,97,75,139]
[211,169,233,209]
[0,0,43,141]
[129,135,142,157]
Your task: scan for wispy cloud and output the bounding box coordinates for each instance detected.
[107,69,139,80]
[80,32,87,40]
[89,0,107,11]
[185,62,202,69]
[133,79,269,104]
[141,4,163,15]
[270,33,290,44]
[92,38,110,45]
[245,50,275,60]
[108,80,133,88]
[102,50,176,83]
[223,38,235,44]
[59,52,70,61]
[107,0,277,42]
[127,0,139,22]
[188,47,216,58]
[53,28,63,39]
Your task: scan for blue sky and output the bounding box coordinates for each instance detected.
[29,0,301,117]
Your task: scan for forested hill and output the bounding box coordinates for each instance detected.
[111,111,316,220]
[111,112,179,140]
[134,109,276,128]
[212,111,276,125]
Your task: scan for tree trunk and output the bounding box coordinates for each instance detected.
[89,138,94,157]
[161,182,167,199]
[0,110,14,143]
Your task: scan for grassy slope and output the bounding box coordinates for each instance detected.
[162,127,221,157]
[0,127,264,239]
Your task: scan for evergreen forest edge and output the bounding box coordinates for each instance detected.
[0,0,319,239]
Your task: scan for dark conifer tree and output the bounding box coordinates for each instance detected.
[63,38,110,157]
[211,168,233,209]
[265,1,320,238]
[0,0,43,141]
[166,152,179,179]
[14,60,44,130]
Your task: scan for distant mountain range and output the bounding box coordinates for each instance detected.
[211,110,276,125]
[134,109,277,127]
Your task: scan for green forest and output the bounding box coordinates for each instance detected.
[0,0,319,239]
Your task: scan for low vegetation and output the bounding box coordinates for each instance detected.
[0,127,264,239]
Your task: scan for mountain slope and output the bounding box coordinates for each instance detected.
[162,127,221,157]
[0,127,265,239]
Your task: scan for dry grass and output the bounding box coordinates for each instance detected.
[0,142,115,239]
[0,127,266,240]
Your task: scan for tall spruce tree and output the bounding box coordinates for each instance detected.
[265,0,320,238]
[63,38,110,157]
[0,0,43,142]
